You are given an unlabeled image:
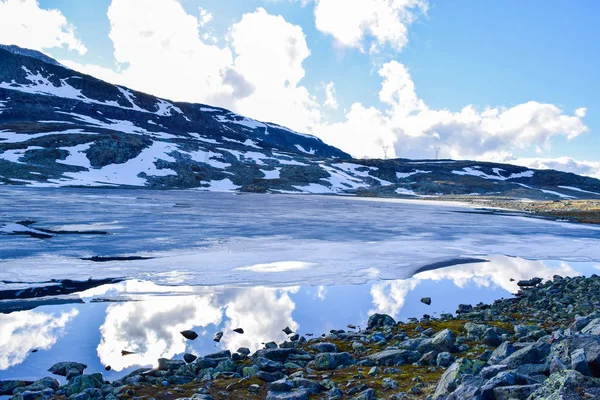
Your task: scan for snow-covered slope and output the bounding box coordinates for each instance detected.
[1,45,600,199]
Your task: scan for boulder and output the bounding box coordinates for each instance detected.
[492,384,541,400]
[365,349,420,366]
[430,329,456,352]
[180,330,198,340]
[367,313,395,329]
[571,348,592,377]
[47,361,87,378]
[498,342,550,369]
[528,370,600,399]
[313,352,355,370]
[432,358,485,399]
[310,342,338,353]
[420,297,431,305]
[488,342,517,365]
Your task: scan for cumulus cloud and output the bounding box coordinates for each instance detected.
[324,82,338,109]
[314,0,428,52]
[0,308,78,370]
[14,0,589,175]
[511,157,600,180]
[98,295,222,371]
[370,256,578,319]
[0,0,86,54]
[316,61,589,161]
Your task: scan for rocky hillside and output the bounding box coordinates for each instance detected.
[1,45,600,200]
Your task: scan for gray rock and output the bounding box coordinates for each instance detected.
[13,377,60,395]
[213,331,223,342]
[293,378,322,394]
[528,370,600,399]
[215,358,236,373]
[420,297,431,305]
[464,322,487,340]
[255,356,284,372]
[430,329,456,352]
[183,353,197,363]
[256,371,284,382]
[328,387,343,400]
[382,377,398,390]
[436,352,452,368]
[181,330,198,340]
[65,374,104,397]
[351,388,375,400]
[0,380,32,396]
[266,388,309,400]
[313,352,355,370]
[581,318,600,335]
[432,358,485,399]
[488,342,517,365]
[367,313,395,329]
[269,379,295,392]
[47,361,87,378]
[157,358,185,371]
[499,342,550,369]
[549,356,567,374]
[253,348,297,362]
[238,347,251,356]
[310,342,338,353]
[571,348,592,376]
[492,384,541,400]
[480,364,509,379]
[205,350,231,359]
[248,384,260,393]
[365,349,420,366]
[282,327,293,335]
[445,375,486,400]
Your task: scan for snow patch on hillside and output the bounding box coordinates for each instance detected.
[452,167,534,181]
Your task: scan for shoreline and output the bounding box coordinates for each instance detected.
[4,274,600,399]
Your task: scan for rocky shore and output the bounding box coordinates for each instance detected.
[4,274,600,400]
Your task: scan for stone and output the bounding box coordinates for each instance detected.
[480,364,509,379]
[436,352,452,368]
[432,358,485,399]
[550,356,567,374]
[205,350,231,359]
[498,342,550,369]
[266,388,309,400]
[183,353,197,364]
[328,387,343,400]
[253,348,297,362]
[310,342,338,353]
[528,370,600,399]
[65,374,104,397]
[488,341,517,365]
[283,327,293,335]
[215,358,236,373]
[464,322,487,340]
[255,357,284,372]
[430,329,456,352]
[420,297,431,305]
[313,352,355,370]
[571,348,592,376]
[256,371,284,382]
[581,318,600,335]
[293,378,322,394]
[158,358,185,371]
[238,347,251,356]
[517,277,542,287]
[248,384,260,393]
[365,349,420,366]
[242,365,260,377]
[269,379,295,392]
[492,384,541,400]
[47,361,87,377]
[13,377,60,395]
[351,388,375,400]
[213,332,223,342]
[382,377,398,390]
[456,304,473,314]
[366,313,395,329]
[181,330,198,340]
[0,380,32,396]
[233,328,244,334]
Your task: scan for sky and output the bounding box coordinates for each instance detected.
[0,0,599,177]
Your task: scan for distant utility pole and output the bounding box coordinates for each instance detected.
[382,145,390,159]
[434,146,440,160]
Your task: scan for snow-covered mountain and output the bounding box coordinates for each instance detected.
[1,45,600,199]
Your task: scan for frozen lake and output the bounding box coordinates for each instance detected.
[1,187,600,287]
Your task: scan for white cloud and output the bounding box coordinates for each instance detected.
[314,0,428,52]
[0,308,78,370]
[324,81,338,109]
[98,294,223,371]
[0,0,86,54]
[23,0,590,176]
[511,157,600,180]
[314,61,589,162]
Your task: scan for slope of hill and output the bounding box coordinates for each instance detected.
[1,45,599,200]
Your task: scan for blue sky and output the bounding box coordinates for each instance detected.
[1,0,599,176]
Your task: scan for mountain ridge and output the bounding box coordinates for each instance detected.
[0,45,600,200]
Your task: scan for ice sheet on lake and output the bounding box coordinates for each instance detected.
[1,189,600,288]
